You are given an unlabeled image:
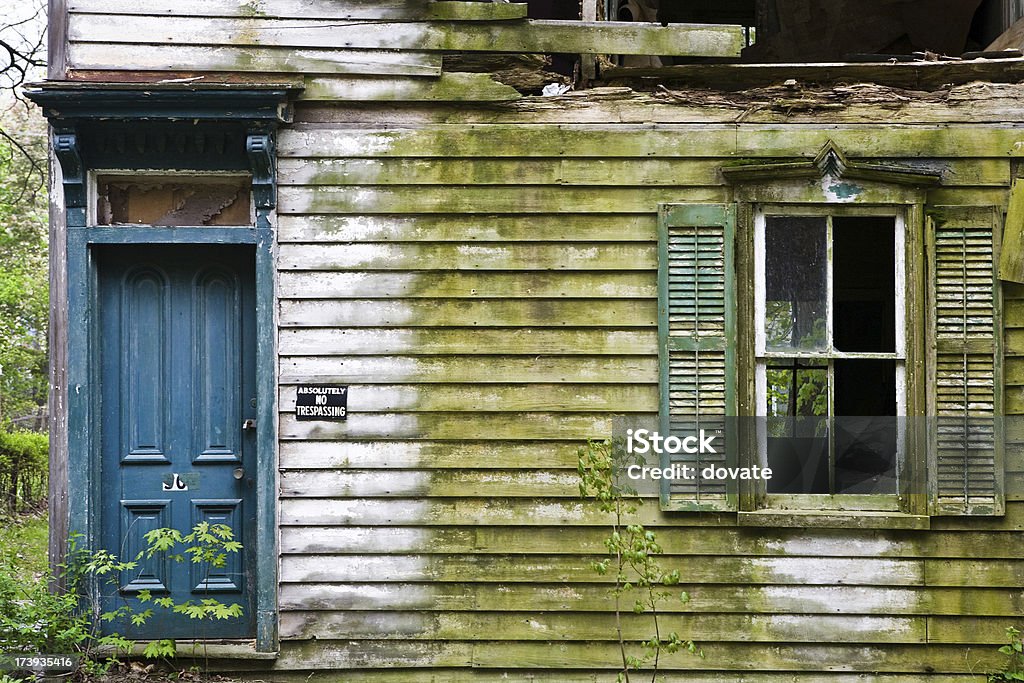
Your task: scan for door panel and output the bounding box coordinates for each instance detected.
[97,245,256,639]
[121,269,170,463]
[194,269,244,464]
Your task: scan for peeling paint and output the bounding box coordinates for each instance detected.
[820,173,861,202]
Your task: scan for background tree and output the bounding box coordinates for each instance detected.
[0,0,48,427]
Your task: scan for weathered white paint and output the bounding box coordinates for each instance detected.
[67,43,442,76]
[277,243,656,270]
[279,384,657,413]
[278,328,657,356]
[757,586,922,615]
[762,534,906,558]
[279,356,657,383]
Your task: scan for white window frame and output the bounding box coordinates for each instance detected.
[752,206,907,509]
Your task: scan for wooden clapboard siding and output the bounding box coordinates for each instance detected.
[68,0,526,21]
[228,673,992,683]
[277,582,1024,616]
[219,639,1003,673]
[50,0,1024,675]
[63,0,739,102]
[277,125,1024,158]
[67,15,742,57]
[264,117,1024,679]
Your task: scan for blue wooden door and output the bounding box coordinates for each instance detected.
[97,245,256,639]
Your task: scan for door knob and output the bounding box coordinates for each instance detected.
[233,467,245,480]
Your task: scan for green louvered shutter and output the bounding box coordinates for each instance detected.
[929,206,1005,516]
[658,204,737,512]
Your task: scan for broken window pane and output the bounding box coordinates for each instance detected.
[833,217,896,353]
[95,176,252,227]
[764,216,827,352]
[834,359,898,494]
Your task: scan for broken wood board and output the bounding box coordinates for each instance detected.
[68,0,528,21]
[68,15,744,58]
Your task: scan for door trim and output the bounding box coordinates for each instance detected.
[66,225,278,652]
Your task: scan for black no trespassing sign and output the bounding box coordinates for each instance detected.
[295,385,348,421]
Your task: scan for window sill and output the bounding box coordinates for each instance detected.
[737,510,930,530]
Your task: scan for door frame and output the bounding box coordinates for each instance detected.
[29,88,296,654]
[55,129,280,650]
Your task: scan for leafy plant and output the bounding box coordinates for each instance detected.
[0,521,244,680]
[92,521,244,662]
[990,626,1024,681]
[578,438,701,683]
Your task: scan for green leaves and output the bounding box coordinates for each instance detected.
[30,521,249,677]
[142,639,176,659]
[993,626,1024,681]
[577,439,701,682]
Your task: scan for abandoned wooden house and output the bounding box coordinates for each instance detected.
[27,0,1024,679]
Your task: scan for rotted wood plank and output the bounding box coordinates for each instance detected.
[278,157,725,186]
[69,15,744,57]
[278,497,728,527]
[270,640,473,670]
[278,156,1008,187]
[278,498,1024,529]
[234,667,1000,683]
[299,73,520,102]
[70,0,430,19]
[279,125,1024,159]
[930,501,1024,530]
[278,412,615,440]
[926,187,1009,206]
[278,298,656,327]
[278,439,593,469]
[1001,357,1024,384]
[1004,330,1024,361]
[1000,176,1024,283]
[280,582,1024,617]
[926,559,1024,587]
[292,87,1024,127]
[277,243,655,270]
[279,356,656,384]
[1002,386,1024,413]
[278,327,656,356]
[279,610,927,643]
[1004,299,1024,328]
[278,383,657,413]
[276,214,657,243]
[280,554,924,585]
[277,271,656,298]
[929,616,1024,644]
[278,524,1024,558]
[279,469,583,497]
[277,185,724,214]
[68,43,442,76]
[466,641,1000,673]
[70,0,527,20]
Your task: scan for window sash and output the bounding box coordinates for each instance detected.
[752,208,908,504]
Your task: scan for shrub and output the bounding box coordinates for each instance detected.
[0,429,47,514]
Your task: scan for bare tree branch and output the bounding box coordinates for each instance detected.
[0,0,47,203]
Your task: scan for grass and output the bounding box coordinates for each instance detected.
[0,511,48,579]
